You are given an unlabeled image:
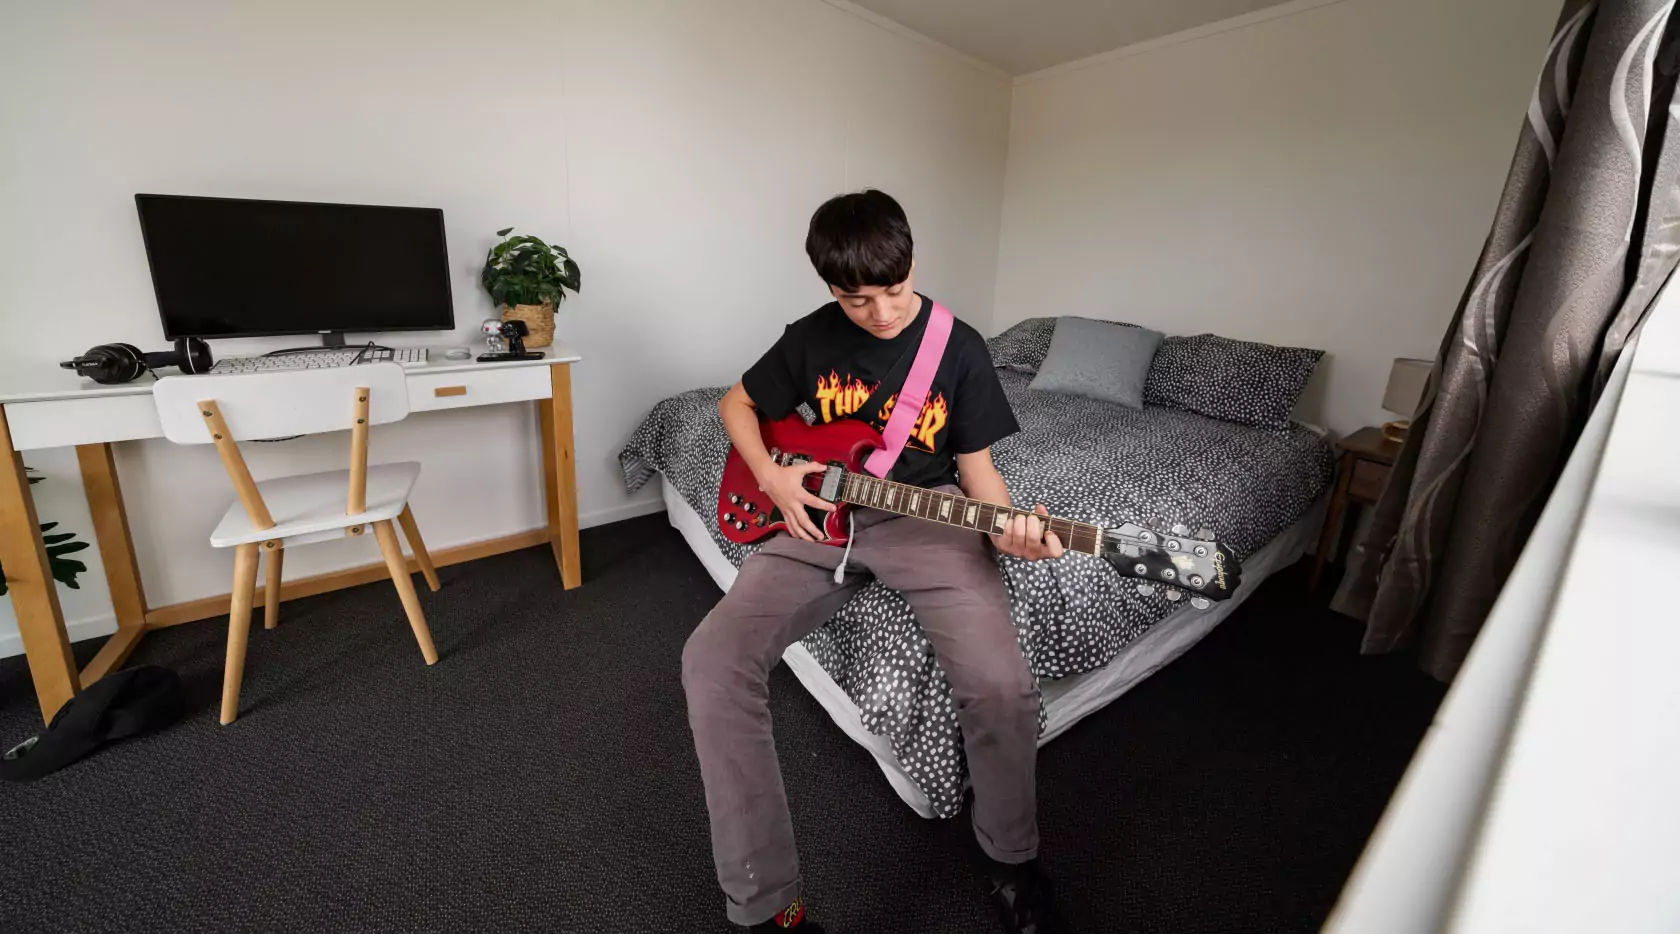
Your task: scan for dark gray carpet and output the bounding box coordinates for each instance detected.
[0,514,1442,933]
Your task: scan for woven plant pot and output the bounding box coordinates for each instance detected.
[501,302,555,348]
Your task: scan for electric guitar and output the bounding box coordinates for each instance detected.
[717,414,1242,606]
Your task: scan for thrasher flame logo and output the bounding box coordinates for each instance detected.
[814,371,877,423]
[813,371,950,453]
[877,391,949,453]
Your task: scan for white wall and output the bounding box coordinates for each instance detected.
[0,0,1010,651]
[991,0,1561,434]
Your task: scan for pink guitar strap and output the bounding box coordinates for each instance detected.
[864,302,954,478]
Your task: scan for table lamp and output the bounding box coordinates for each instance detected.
[1381,358,1431,442]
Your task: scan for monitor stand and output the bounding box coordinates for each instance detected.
[263,332,389,358]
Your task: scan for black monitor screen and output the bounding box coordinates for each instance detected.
[136,194,455,339]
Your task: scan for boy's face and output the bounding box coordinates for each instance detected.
[831,268,919,340]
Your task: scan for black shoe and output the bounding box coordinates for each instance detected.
[989,860,1069,934]
[748,899,825,932]
[748,920,825,933]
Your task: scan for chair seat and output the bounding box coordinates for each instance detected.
[209,462,422,548]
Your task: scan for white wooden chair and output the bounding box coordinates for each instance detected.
[152,363,441,724]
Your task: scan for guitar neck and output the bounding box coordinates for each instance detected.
[840,472,1103,555]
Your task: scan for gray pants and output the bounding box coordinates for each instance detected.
[681,487,1040,926]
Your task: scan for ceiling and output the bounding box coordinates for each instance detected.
[849,0,1296,75]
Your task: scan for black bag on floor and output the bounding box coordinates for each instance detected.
[1,665,183,782]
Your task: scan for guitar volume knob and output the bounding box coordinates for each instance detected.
[728,493,741,505]
[743,502,756,513]
[722,513,735,524]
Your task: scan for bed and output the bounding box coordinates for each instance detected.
[621,343,1334,818]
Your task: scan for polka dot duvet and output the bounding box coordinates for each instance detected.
[620,370,1334,817]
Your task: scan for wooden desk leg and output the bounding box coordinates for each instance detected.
[76,442,151,684]
[0,408,79,723]
[1309,452,1356,593]
[537,364,581,590]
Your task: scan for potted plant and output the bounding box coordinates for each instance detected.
[480,227,581,349]
[0,469,90,597]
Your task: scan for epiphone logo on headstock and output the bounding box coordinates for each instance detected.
[1212,551,1228,591]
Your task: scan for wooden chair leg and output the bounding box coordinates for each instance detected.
[373,520,438,665]
[221,543,261,725]
[397,505,440,593]
[263,541,283,629]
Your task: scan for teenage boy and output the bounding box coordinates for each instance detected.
[682,190,1068,933]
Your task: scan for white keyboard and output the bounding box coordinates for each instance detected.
[210,346,429,374]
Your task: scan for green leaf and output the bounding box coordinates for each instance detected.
[480,226,580,310]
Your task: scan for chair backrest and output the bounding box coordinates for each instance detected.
[152,364,411,531]
[153,364,410,444]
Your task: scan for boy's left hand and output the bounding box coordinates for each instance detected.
[992,504,1065,562]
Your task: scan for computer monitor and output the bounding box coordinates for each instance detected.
[135,194,455,345]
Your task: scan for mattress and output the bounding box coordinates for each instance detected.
[623,375,1335,816]
[663,475,1324,816]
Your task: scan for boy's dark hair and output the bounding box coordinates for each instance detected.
[805,190,913,292]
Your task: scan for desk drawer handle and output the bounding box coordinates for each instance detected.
[434,386,468,398]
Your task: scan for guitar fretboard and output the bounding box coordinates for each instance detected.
[840,472,1102,555]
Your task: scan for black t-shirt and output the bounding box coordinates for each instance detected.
[742,295,1019,489]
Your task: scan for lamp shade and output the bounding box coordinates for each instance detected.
[1382,358,1431,419]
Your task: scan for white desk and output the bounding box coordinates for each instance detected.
[0,344,582,724]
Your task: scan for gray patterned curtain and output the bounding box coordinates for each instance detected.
[1334,0,1680,680]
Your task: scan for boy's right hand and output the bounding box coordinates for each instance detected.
[755,461,837,542]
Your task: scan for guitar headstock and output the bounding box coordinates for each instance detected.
[1098,519,1241,607]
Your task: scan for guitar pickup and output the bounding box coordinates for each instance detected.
[818,465,844,503]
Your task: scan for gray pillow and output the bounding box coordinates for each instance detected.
[1028,317,1164,409]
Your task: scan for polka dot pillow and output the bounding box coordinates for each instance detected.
[986,317,1056,372]
[1143,333,1324,430]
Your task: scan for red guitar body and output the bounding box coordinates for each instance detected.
[717,414,881,546]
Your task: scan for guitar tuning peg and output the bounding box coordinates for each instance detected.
[1165,588,1183,602]
[1136,583,1155,597]
[1171,523,1189,536]
[1195,527,1214,540]
[1190,596,1211,610]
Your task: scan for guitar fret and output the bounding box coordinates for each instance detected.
[834,472,1107,557]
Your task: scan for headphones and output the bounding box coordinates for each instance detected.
[59,338,214,384]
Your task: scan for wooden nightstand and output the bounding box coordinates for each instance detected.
[1309,426,1401,592]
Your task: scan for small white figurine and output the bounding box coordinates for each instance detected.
[481,317,506,354]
